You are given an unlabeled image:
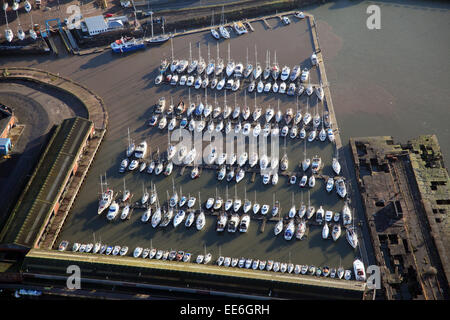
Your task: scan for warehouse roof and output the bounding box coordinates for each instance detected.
[84,15,108,35]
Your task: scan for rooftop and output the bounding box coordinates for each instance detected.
[0,104,13,134]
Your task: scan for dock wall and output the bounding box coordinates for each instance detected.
[21,249,366,300]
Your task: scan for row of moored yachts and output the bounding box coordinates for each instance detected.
[151,98,331,138]
[59,239,365,281]
[155,49,320,99]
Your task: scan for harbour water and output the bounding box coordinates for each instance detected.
[1,0,448,271]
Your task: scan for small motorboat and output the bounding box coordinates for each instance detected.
[119,246,129,256]
[273,262,280,272]
[346,226,358,249]
[141,208,151,223]
[301,265,308,275]
[257,80,264,93]
[287,263,294,274]
[112,246,121,256]
[284,220,295,241]
[203,253,212,264]
[183,253,191,263]
[272,82,279,93]
[280,65,290,81]
[155,250,163,260]
[259,260,266,270]
[282,16,290,25]
[308,129,317,142]
[322,223,329,239]
[296,220,306,240]
[211,28,220,39]
[121,205,131,220]
[274,219,283,236]
[299,175,308,188]
[308,175,316,188]
[332,157,341,175]
[196,255,204,264]
[294,265,301,274]
[239,214,250,233]
[337,267,345,279]
[325,210,333,222]
[24,1,32,13]
[343,204,352,226]
[330,268,337,278]
[344,270,352,280]
[155,73,163,85]
[185,211,195,228]
[142,248,150,259]
[336,178,347,198]
[332,224,341,241]
[326,177,334,192]
[327,128,335,142]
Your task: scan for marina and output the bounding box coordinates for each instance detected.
[51,11,360,275]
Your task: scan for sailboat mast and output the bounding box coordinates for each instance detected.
[189,42,192,63]
[100,175,104,195]
[216,42,220,64]
[4,8,8,29]
[150,12,154,38]
[246,47,248,65]
[207,43,211,62]
[171,36,174,60]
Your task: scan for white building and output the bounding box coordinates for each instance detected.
[83,16,109,36]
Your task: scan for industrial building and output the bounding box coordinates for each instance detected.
[82,16,109,36]
[0,104,15,139]
[81,15,128,36]
[0,117,94,253]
